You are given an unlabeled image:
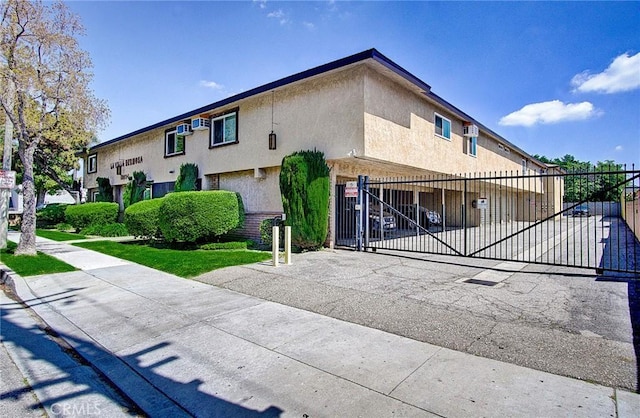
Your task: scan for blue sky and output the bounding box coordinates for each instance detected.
[68,0,640,167]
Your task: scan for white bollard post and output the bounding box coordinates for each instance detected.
[272,226,279,267]
[284,226,292,265]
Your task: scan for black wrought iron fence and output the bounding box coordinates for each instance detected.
[334,167,639,274]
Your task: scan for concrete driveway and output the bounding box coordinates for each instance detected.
[195,249,640,392]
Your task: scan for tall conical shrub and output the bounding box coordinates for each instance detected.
[175,163,199,192]
[279,149,330,250]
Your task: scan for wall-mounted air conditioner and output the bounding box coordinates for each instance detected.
[176,123,192,136]
[191,117,210,131]
[463,124,479,137]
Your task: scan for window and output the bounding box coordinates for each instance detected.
[210,111,238,147]
[91,190,99,202]
[468,137,477,157]
[165,129,185,157]
[522,159,528,175]
[435,113,451,140]
[87,154,97,174]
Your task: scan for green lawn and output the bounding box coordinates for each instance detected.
[1,241,77,276]
[74,241,271,278]
[36,229,86,241]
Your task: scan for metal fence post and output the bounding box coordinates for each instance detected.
[356,175,364,251]
[463,177,467,256]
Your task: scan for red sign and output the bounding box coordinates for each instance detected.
[344,181,358,198]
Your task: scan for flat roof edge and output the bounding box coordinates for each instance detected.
[90,48,434,151]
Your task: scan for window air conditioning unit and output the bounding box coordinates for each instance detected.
[191,117,210,131]
[176,123,192,136]
[463,124,479,137]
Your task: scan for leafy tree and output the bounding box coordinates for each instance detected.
[534,154,627,202]
[1,0,108,254]
[174,163,198,192]
[279,149,330,250]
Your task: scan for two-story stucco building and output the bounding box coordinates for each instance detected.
[83,49,559,245]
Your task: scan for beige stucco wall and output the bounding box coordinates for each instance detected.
[85,65,365,191]
[363,67,544,177]
[218,168,283,213]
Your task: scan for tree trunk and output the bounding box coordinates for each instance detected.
[16,142,37,255]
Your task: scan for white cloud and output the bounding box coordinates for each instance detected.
[253,0,267,9]
[199,80,223,90]
[303,21,315,30]
[499,100,598,127]
[615,145,623,152]
[267,9,288,25]
[571,52,640,94]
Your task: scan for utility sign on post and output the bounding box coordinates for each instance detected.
[0,171,16,189]
[476,197,488,210]
[344,181,358,198]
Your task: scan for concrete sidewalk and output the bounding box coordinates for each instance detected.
[2,233,639,417]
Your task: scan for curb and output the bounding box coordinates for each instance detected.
[0,266,190,417]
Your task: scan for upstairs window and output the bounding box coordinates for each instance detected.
[468,137,477,157]
[87,154,97,173]
[210,110,238,147]
[522,159,528,175]
[165,128,185,157]
[435,113,451,140]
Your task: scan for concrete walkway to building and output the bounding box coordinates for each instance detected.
[1,232,639,417]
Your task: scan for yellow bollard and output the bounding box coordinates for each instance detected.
[284,226,292,265]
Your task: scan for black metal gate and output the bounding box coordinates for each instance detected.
[335,167,640,274]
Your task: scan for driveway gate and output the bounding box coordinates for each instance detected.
[335,167,640,274]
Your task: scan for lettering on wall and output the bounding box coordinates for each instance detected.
[111,156,143,169]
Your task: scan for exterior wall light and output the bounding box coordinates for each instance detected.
[269,131,277,150]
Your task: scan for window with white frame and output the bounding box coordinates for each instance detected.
[210,110,238,147]
[468,137,477,157]
[91,190,99,202]
[522,159,528,175]
[87,154,97,173]
[165,128,185,157]
[435,113,451,140]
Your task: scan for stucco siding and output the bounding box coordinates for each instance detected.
[362,68,544,176]
[218,168,283,213]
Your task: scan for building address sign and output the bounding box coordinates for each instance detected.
[110,156,143,170]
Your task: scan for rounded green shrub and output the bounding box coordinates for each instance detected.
[65,202,119,231]
[158,191,245,243]
[259,217,285,248]
[36,203,69,228]
[80,223,129,237]
[124,198,164,239]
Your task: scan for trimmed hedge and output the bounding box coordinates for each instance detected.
[158,191,245,243]
[36,203,69,227]
[124,198,164,239]
[80,223,129,237]
[199,241,253,250]
[65,202,119,231]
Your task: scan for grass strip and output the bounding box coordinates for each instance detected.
[73,241,271,278]
[36,229,86,241]
[1,241,77,276]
